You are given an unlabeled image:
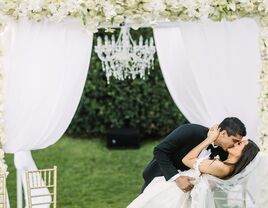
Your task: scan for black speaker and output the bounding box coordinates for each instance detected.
[107,128,141,149]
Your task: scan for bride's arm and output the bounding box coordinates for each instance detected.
[182,125,229,178]
[181,137,213,168]
[182,144,228,178]
[182,125,219,168]
[198,159,229,178]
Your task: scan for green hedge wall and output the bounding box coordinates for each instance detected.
[66,28,188,139]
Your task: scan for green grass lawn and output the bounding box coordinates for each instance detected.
[5,137,159,208]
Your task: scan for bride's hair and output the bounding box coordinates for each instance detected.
[224,139,260,179]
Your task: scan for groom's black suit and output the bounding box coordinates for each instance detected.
[141,123,228,192]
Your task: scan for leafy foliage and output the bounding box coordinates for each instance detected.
[66,28,187,139]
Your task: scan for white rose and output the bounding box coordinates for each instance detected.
[47,4,58,14]
[263,0,268,11]
[28,0,43,12]
[198,1,213,17]
[165,0,180,8]
[103,3,117,19]
[18,2,29,17]
[126,0,137,7]
[228,3,236,11]
[0,149,4,159]
[244,2,255,12]
[181,0,197,9]
[113,15,125,24]
[143,0,166,12]
[0,162,7,173]
[65,0,83,13]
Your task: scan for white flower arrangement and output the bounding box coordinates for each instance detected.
[0,0,266,28]
[259,23,268,151]
[0,25,8,177]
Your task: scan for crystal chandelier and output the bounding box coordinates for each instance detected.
[94,27,156,84]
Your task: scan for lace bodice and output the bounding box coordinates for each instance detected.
[180,149,211,179]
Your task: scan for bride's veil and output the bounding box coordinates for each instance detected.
[247,151,268,207]
[190,152,268,208]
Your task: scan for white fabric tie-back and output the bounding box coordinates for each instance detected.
[153,18,261,141]
[2,18,93,207]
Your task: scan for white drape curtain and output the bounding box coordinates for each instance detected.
[153,18,261,141]
[154,18,261,207]
[2,18,93,207]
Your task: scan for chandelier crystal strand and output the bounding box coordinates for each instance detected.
[94,27,156,84]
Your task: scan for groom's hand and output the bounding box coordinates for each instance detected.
[175,176,195,192]
[207,124,220,142]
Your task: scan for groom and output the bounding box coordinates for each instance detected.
[141,117,246,193]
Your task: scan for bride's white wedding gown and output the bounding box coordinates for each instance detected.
[127,150,212,208]
[127,150,264,208]
[127,170,196,208]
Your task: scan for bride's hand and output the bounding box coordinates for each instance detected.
[207,124,220,143]
[175,176,195,192]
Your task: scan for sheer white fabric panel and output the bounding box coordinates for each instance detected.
[3,18,93,152]
[154,18,261,141]
[2,18,93,207]
[14,151,51,208]
[153,27,210,125]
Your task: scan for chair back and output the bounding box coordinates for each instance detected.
[212,182,247,208]
[206,153,262,208]
[25,166,57,208]
[0,174,6,208]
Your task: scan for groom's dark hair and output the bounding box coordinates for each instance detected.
[219,117,246,137]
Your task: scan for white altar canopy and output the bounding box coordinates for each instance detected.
[1,17,262,207]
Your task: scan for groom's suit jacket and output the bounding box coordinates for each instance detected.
[141,123,228,192]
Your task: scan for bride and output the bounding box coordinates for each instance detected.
[127,126,260,208]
